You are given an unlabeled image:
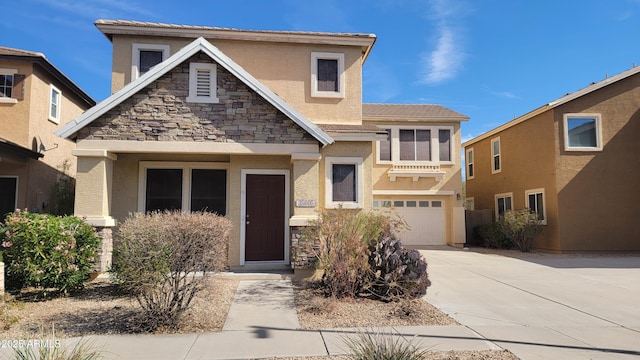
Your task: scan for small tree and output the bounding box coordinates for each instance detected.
[498,209,543,252]
[111,211,232,330]
[49,159,75,216]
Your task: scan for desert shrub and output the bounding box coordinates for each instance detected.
[498,209,543,252]
[343,329,430,360]
[473,222,512,249]
[12,325,102,360]
[366,236,430,301]
[0,210,100,295]
[110,211,232,330]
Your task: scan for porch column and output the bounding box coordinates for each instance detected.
[72,149,117,272]
[289,153,321,270]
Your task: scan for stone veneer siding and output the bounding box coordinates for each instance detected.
[93,227,113,273]
[77,52,317,144]
[290,226,319,270]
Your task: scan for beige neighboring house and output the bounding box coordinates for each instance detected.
[463,66,640,252]
[55,20,468,273]
[0,46,95,217]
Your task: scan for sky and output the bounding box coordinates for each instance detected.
[3,0,640,143]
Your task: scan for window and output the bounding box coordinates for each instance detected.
[187,62,219,103]
[132,43,170,80]
[491,137,501,174]
[495,193,513,220]
[525,188,546,224]
[49,85,61,123]
[139,162,227,215]
[311,52,344,98]
[466,148,474,180]
[325,157,363,209]
[563,114,602,151]
[378,129,392,162]
[377,126,454,164]
[0,73,13,98]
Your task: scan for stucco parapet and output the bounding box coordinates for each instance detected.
[289,215,319,227]
[82,216,117,227]
[72,149,118,160]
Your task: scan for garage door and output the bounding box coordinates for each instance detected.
[374,199,446,246]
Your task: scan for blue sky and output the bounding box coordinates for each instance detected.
[3,0,640,142]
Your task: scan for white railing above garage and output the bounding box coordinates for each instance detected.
[387,164,445,182]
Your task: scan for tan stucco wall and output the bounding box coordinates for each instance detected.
[0,61,32,146]
[110,35,364,125]
[465,110,559,250]
[553,73,640,251]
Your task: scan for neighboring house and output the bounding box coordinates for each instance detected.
[463,66,640,252]
[0,46,95,218]
[55,20,468,272]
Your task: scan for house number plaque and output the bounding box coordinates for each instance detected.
[295,199,317,208]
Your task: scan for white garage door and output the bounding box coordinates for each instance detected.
[375,199,446,246]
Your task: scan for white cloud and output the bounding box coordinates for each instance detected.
[481,86,520,99]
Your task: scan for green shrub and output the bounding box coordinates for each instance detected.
[473,222,512,249]
[498,209,543,252]
[343,329,430,360]
[110,211,232,331]
[367,236,430,301]
[0,210,100,295]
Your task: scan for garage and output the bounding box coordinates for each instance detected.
[374,199,446,246]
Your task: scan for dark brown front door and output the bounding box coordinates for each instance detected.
[245,174,285,262]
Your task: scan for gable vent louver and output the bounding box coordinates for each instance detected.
[196,69,211,97]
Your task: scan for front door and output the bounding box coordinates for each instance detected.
[245,174,286,262]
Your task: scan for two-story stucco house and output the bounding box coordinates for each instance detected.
[0,46,95,217]
[463,66,640,252]
[55,20,468,272]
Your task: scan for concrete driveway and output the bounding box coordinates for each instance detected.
[422,248,640,359]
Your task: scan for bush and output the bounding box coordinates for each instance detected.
[473,222,512,249]
[367,236,430,301]
[302,208,429,301]
[343,329,430,360]
[498,209,543,252]
[0,210,100,295]
[110,211,232,330]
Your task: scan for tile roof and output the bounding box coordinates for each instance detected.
[0,46,44,58]
[363,104,468,121]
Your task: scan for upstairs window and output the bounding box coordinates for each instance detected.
[132,43,170,80]
[439,129,451,161]
[400,129,431,161]
[0,73,13,98]
[49,85,61,124]
[311,52,344,98]
[0,68,22,103]
[563,114,602,151]
[466,148,474,180]
[377,126,454,164]
[378,129,392,162]
[187,62,219,103]
[491,137,501,174]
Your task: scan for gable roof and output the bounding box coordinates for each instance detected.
[463,65,640,147]
[0,46,95,108]
[55,37,334,145]
[363,103,469,122]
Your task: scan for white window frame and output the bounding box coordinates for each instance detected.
[325,157,363,209]
[376,125,455,165]
[466,147,474,180]
[48,84,61,124]
[563,113,603,151]
[132,43,170,80]
[494,192,513,220]
[491,137,501,174]
[137,161,229,213]
[311,52,345,98]
[525,188,547,225]
[186,62,219,104]
[0,68,18,104]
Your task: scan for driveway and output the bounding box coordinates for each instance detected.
[422,248,640,359]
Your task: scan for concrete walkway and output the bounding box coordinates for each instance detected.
[423,249,640,359]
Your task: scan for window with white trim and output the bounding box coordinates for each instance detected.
[376,126,455,164]
[132,43,170,80]
[491,137,501,174]
[0,69,15,98]
[138,162,228,215]
[311,52,344,98]
[49,85,61,124]
[563,113,602,151]
[494,192,512,220]
[525,188,546,224]
[466,148,474,180]
[325,157,363,209]
[187,62,219,103]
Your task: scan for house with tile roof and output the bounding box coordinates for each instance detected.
[0,46,95,217]
[56,20,468,272]
[463,66,640,252]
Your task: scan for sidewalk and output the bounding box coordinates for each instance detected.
[79,275,500,360]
